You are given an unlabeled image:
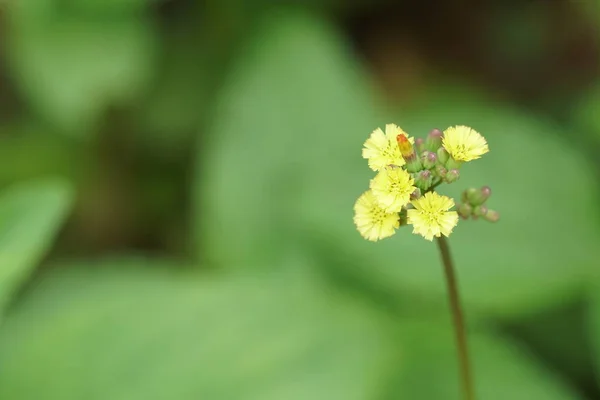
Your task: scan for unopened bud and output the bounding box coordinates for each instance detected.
[458,203,472,219]
[425,128,443,151]
[446,157,462,170]
[484,209,500,223]
[445,169,460,183]
[415,170,433,191]
[437,147,449,164]
[481,185,492,199]
[462,188,477,203]
[422,151,437,169]
[396,134,414,160]
[410,187,422,200]
[435,164,447,178]
[405,158,422,173]
[466,186,492,206]
[415,138,425,153]
[473,205,488,218]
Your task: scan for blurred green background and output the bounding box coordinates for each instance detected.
[0,0,599,399]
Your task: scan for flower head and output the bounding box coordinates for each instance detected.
[362,124,413,171]
[442,125,489,162]
[407,192,459,241]
[353,190,400,241]
[370,167,415,212]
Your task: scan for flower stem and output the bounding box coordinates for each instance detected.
[436,236,475,400]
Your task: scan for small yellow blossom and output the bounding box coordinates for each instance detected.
[442,125,489,162]
[370,167,415,212]
[353,190,400,241]
[362,124,413,171]
[407,192,459,241]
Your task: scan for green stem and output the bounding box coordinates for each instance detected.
[436,236,475,400]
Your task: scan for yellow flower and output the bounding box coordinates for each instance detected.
[362,124,413,171]
[370,167,415,212]
[442,125,489,162]
[407,192,459,241]
[353,190,400,241]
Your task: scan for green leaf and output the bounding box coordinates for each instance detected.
[0,126,83,185]
[575,82,600,141]
[194,10,381,267]
[6,7,156,135]
[0,259,394,400]
[0,180,73,314]
[388,320,583,400]
[587,282,600,384]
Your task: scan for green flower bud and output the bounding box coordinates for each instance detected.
[457,203,472,219]
[437,147,449,164]
[425,128,443,151]
[446,157,463,170]
[434,164,447,179]
[461,188,474,203]
[466,186,492,206]
[410,187,422,200]
[473,205,488,218]
[415,138,425,153]
[421,151,437,169]
[445,168,460,183]
[415,170,433,191]
[405,157,423,173]
[484,209,500,223]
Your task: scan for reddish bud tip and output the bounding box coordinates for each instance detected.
[396,134,414,159]
[428,128,443,139]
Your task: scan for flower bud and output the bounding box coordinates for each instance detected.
[457,203,472,219]
[422,151,437,169]
[461,188,474,203]
[396,134,415,160]
[415,138,425,153]
[466,186,492,206]
[435,164,447,178]
[437,147,449,164]
[414,170,433,191]
[425,128,443,151]
[484,209,500,223]
[446,157,462,170]
[473,205,488,218]
[481,185,492,199]
[410,187,422,200]
[445,168,460,183]
[405,158,423,173]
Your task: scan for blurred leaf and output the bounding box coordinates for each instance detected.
[575,82,600,141]
[194,10,381,267]
[0,258,394,400]
[7,0,152,15]
[136,3,232,151]
[588,283,600,390]
[0,180,73,315]
[0,127,83,185]
[500,300,596,385]
[197,11,600,316]
[6,7,156,135]
[388,320,583,400]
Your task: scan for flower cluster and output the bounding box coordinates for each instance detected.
[354,124,494,242]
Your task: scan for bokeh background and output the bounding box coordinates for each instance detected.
[0,0,599,399]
